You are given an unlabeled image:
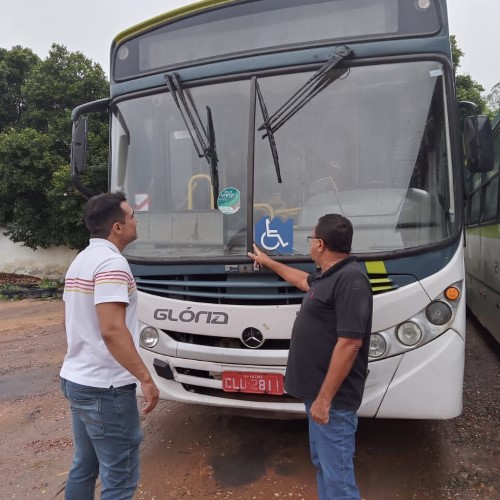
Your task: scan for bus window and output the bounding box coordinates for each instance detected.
[468,189,481,226]
[481,176,499,222]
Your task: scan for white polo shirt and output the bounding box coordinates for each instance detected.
[60,238,138,388]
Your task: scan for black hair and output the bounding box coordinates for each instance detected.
[84,192,127,238]
[315,214,353,253]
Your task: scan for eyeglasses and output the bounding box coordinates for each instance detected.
[307,236,322,243]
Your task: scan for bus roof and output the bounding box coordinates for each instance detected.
[114,0,235,46]
[111,0,447,84]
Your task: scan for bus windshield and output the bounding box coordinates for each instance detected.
[113,60,455,261]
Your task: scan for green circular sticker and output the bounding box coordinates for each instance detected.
[217,187,240,214]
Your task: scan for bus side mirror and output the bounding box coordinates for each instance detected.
[464,115,494,173]
[71,117,88,175]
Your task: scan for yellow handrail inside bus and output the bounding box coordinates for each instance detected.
[188,174,214,209]
[275,207,300,218]
[254,203,275,219]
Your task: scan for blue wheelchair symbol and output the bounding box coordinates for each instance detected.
[255,216,293,254]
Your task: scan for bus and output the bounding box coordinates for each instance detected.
[464,110,500,343]
[70,0,494,419]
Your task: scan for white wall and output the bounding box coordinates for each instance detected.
[0,229,77,279]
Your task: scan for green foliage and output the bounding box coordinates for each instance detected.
[486,83,500,116]
[49,162,108,249]
[21,44,108,158]
[0,291,23,301]
[451,36,489,115]
[0,44,108,250]
[0,46,40,131]
[39,278,60,289]
[450,35,464,71]
[0,283,22,291]
[456,74,487,114]
[0,128,63,247]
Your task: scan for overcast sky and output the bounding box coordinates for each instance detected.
[0,0,498,93]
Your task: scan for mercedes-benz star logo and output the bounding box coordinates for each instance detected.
[241,328,265,349]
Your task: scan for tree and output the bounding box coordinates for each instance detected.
[455,74,487,114]
[486,82,500,115]
[47,162,108,250]
[22,43,108,159]
[450,35,488,114]
[0,46,40,131]
[0,44,108,250]
[450,35,464,72]
[0,128,64,248]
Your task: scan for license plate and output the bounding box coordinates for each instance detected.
[222,371,284,395]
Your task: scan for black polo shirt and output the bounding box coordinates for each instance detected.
[284,256,372,410]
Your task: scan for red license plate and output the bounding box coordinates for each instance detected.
[222,371,284,395]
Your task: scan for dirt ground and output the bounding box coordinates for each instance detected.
[0,298,498,500]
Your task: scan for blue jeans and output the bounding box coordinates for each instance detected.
[304,401,361,500]
[61,378,143,500]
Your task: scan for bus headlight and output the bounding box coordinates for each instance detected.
[140,327,159,348]
[369,333,387,358]
[117,45,130,61]
[415,0,431,10]
[396,321,422,346]
[368,282,461,361]
[426,301,452,325]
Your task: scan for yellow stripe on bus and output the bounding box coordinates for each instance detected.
[369,278,392,284]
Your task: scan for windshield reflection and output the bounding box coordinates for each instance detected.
[254,61,454,254]
[111,61,455,261]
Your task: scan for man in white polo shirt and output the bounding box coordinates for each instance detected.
[60,192,159,500]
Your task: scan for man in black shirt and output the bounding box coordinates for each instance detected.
[248,214,372,500]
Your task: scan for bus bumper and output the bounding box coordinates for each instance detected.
[140,329,464,419]
[139,348,306,415]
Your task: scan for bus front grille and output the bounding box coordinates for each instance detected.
[163,329,290,350]
[136,274,304,305]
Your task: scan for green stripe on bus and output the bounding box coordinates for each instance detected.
[466,224,500,240]
[365,261,387,275]
[115,0,234,45]
[372,285,393,292]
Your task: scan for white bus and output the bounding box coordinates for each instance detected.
[71,0,494,418]
[465,110,500,343]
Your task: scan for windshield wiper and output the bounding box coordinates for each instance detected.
[255,77,282,183]
[165,73,219,205]
[258,45,353,137]
[206,106,219,203]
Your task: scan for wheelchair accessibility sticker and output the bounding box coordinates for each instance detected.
[255,216,293,254]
